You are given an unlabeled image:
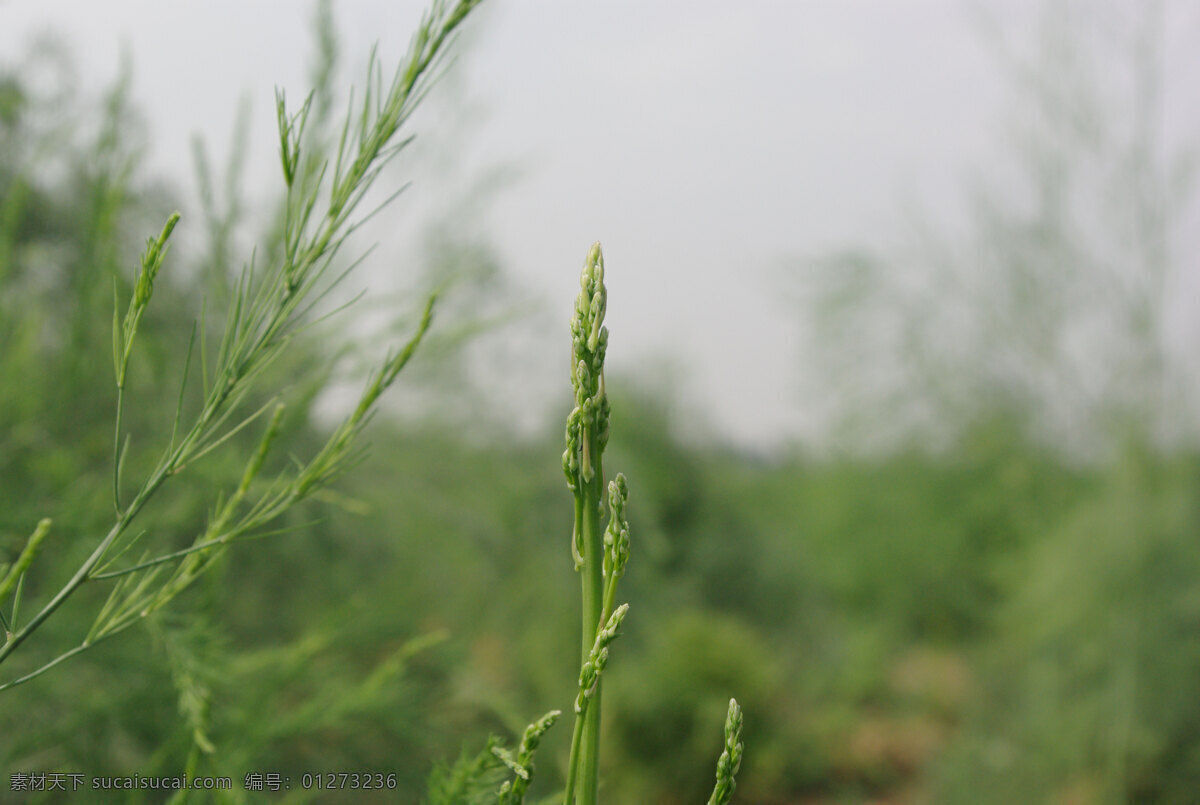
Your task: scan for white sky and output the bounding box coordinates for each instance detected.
[6,1,1186,452]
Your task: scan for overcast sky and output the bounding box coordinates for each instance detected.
[3,1,1193,452]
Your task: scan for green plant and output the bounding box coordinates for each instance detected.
[560,242,619,804]
[0,0,484,692]
[428,244,744,803]
[707,698,745,805]
[559,243,743,803]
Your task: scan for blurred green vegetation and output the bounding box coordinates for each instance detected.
[3,4,1200,804]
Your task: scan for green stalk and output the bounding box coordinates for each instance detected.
[562,243,620,804]
[577,434,604,805]
[557,242,739,800]
[564,603,628,805]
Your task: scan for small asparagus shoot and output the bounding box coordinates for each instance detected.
[707,698,745,805]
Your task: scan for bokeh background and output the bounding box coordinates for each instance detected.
[3,0,1200,802]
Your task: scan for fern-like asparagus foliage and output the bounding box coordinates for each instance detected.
[0,0,485,692]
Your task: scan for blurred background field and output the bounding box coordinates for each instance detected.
[3,1,1200,802]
